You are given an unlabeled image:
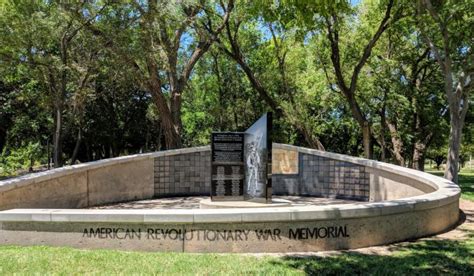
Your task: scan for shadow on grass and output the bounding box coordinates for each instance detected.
[270,212,473,276]
[270,237,474,275]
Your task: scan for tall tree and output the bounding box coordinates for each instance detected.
[212,3,326,150]
[418,0,474,183]
[253,0,403,158]
[321,0,402,158]
[76,0,234,149]
[367,13,447,169]
[0,2,97,167]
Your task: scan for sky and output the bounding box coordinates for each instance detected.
[351,0,361,6]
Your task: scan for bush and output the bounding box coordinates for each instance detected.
[0,142,44,177]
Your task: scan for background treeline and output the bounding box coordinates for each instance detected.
[0,0,472,183]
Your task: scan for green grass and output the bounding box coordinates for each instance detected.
[0,247,300,275]
[427,168,474,201]
[0,236,473,275]
[0,171,473,275]
[277,237,474,275]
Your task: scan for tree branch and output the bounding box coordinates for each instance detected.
[350,0,395,93]
[179,0,234,87]
[325,14,349,94]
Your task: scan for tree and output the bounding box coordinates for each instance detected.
[75,0,234,149]
[418,0,474,183]
[0,1,98,167]
[212,3,326,149]
[251,0,404,158]
[321,0,403,159]
[366,11,448,169]
[0,71,51,175]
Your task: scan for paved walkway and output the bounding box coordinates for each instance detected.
[90,196,359,209]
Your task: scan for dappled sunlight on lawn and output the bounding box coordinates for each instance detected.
[271,233,474,275]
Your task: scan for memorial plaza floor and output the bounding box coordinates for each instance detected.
[90,196,359,209]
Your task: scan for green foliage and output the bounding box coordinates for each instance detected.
[0,142,44,176]
[0,0,472,173]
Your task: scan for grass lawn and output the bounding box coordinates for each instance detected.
[0,235,471,275]
[0,171,473,274]
[0,236,472,275]
[427,168,474,201]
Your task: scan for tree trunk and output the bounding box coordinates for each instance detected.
[53,105,63,168]
[53,30,69,168]
[445,117,462,183]
[29,156,34,172]
[159,106,181,149]
[85,140,91,162]
[379,112,387,162]
[0,126,6,153]
[442,78,468,184]
[70,127,82,165]
[412,130,433,172]
[323,1,395,159]
[362,122,373,159]
[146,56,182,149]
[232,53,280,112]
[171,89,183,139]
[47,139,51,169]
[386,121,404,166]
[212,53,225,130]
[295,121,325,151]
[147,84,182,149]
[412,141,426,171]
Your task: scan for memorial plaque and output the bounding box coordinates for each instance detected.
[211,132,245,200]
[210,113,272,202]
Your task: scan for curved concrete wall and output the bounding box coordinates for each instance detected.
[0,144,461,253]
[0,144,448,209]
[0,146,211,210]
[0,153,155,210]
[273,144,438,201]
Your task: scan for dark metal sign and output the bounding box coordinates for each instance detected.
[210,113,272,203]
[211,132,245,200]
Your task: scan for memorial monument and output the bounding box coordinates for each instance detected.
[211,113,272,203]
[0,116,461,252]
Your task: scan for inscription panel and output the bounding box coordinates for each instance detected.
[211,133,245,200]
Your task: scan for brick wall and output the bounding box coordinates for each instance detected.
[272,149,370,201]
[153,151,211,197]
[153,146,370,201]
